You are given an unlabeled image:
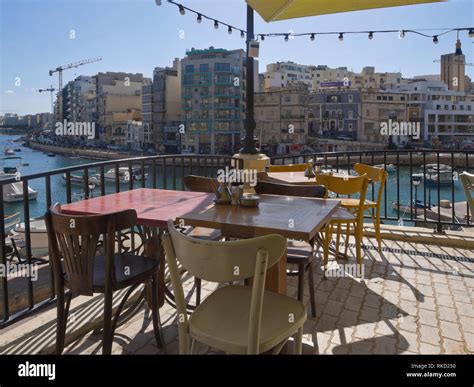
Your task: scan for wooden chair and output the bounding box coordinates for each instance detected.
[163,220,306,354]
[182,175,218,193]
[316,174,369,274]
[45,203,165,355]
[460,172,474,222]
[339,163,388,252]
[255,180,326,317]
[267,163,308,173]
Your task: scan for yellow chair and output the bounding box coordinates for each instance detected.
[268,163,308,172]
[460,172,474,222]
[339,164,387,252]
[163,220,307,355]
[316,174,369,273]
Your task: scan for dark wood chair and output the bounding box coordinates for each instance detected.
[45,203,165,354]
[255,180,327,317]
[182,175,217,193]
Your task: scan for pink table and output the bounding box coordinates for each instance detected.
[61,188,214,306]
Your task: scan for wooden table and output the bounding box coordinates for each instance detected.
[60,188,215,307]
[179,194,340,295]
[267,171,357,185]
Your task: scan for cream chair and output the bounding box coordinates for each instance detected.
[163,220,307,355]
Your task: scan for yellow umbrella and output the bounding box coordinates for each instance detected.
[246,0,444,22]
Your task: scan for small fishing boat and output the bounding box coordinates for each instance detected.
[4,149,15,156]
[104,167,131,184]
[9,219,49,260]
[4,212,20,234]
[2,182,38,202]
[62,173,101,187]
[14,148,21,152]
[375,164,397,172]
[47,153,56,157]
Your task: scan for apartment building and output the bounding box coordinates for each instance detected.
[181,47,257,155]
[441,39,471,92]
[308,89,360,140]
[255,82,309,155]
[349,67,403,90]
[359,90,408,145]
[263,61,313,91]
[95,72,150,145]
[392,80,474,147]
[62,76,96,125]
[311,65,354,89]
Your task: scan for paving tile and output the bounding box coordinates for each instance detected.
[440,321,463,342]
[419,342,442,354]
[442,339,466,354]
[419,325,441,345]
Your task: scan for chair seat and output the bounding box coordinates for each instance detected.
[189,285,306,354]
[340,198,376,208]
[64,253,159,292]
[330,208,356,223]
[287,247,313,264]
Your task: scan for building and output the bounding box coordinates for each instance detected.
[310,65,354,90]
[148,59,181,153]
[62,76,96,124]
[255,82,309,155]
[349,67,403,91]
[359,90,408,145]
[180,47,258,155]
[392,80,474,147]
[124,120,152,150]
[440,39,470,92]
[95,72,150,145]
[307,89,361,141]
[263,61,313,91]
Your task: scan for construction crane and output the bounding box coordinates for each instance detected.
[38,85,56,127]
[49,56,102,121]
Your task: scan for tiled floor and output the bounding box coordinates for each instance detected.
[64,236,474,355]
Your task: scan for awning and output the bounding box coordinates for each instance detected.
[246,0,444,22]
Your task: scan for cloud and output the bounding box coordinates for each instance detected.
[4,90,15,94]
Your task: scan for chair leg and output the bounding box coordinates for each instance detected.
[297,264,305,302]
[56,286,66,355]
[151,275,166,352]
[293,327,303,354]
[335,224,341,258]
[323,224,333,278]
[307,262,317,318]
[344,223,351,257]
[355,227,364,275]
[374,212,382,252]
[102,288,113,355]
[194,277,201,306]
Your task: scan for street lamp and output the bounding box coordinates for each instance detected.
[412,175,422,205]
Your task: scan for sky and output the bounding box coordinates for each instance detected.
[0,0,473,115]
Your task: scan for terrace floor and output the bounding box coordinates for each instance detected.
[1,228,473,355]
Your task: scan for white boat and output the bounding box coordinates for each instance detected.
[375,164,397,172]
[62,173,101,187]
[104,167,131,184]
[9,219,49,260]
[4,212,20,233]
[2,181,38,202]
[4,149,15,156]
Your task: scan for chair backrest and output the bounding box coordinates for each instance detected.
[316,174,370,227]
[255,180,326,198]
[183,175,217,193]
[460,172,474,218]
[163,219,287,354]
[354,163,388,209]
[267,163,308,173]
[45,203,137,296]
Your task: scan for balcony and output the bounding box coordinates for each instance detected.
[0,151,473,355]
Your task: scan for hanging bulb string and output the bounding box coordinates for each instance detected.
[166,0,472,42]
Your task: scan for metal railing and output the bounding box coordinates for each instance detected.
[271,150,473,231]
[0,154,241,327]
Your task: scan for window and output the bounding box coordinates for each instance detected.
[376,96,382,101]
[388,96,393,101]
[400,96,405,101]
[215,63,231,72]
[185,65,194,74]
[348,110,353,119]
[348,123,353,131]
[199,64,209,72]
[348,94,353,103]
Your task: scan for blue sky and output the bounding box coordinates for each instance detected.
[1,0,473,115]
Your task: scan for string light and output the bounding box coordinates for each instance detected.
[166,0,473,44]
